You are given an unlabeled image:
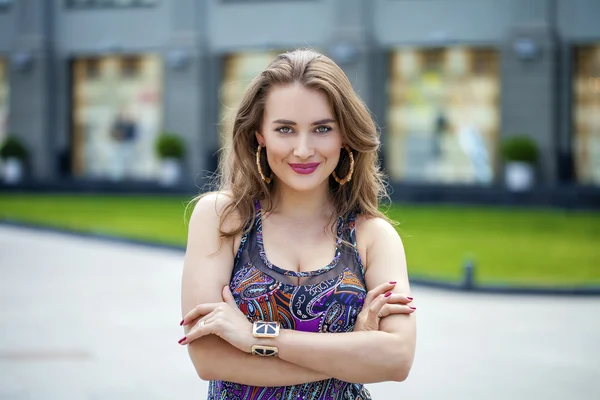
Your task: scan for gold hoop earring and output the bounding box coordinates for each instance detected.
[332,144,354,185]
[256,144,273,184]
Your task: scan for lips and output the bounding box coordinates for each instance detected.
[289,162,321,175]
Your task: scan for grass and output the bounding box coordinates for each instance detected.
[386,205,600,286]
[1,194,599,287]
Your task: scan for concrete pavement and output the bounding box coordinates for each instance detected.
[0,225,599,399]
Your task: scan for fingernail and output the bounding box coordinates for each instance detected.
[384,292,392,298]
[179,319,185,326]
[410,306,417,310]
[407,297,413,301]
[178,336,187,344]
[389,281,397,284]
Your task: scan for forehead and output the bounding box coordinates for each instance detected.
[263,83,333,121]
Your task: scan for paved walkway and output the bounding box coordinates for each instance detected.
[0,225,599,400]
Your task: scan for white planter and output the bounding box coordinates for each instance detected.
[3,158,24,184]
[158,158,182,186]
[505,162,534,191]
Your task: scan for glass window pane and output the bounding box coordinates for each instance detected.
[71,54,163,181]
[573,44,600,185]
[386,46,500,185]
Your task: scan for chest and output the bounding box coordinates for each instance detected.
[230,265,367,333]
[259,218,340,274]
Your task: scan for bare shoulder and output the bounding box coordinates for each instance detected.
[355,214,402,245]
[354,214,405,270]
[189,191,243,234]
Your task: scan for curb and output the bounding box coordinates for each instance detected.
[2,220,600,296]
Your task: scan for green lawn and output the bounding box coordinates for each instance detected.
[1,194,599,287]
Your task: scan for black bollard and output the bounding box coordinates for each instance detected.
[462,259,476,291]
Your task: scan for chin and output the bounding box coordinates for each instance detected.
[276,174,330,192]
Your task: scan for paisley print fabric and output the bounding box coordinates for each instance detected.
[207,201,372,400]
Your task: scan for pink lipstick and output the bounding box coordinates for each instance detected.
[289,163,320,175]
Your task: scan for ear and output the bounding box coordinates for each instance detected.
[255,131,265,146]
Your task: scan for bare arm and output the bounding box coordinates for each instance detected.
[258,217,416,384]
[181,193,330,386]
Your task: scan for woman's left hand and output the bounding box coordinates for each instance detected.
[178,285,254,353]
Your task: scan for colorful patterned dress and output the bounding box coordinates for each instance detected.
[207,200,372,400]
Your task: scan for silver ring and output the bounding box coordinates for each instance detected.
[200,320,205,327]
[377,311,383,318]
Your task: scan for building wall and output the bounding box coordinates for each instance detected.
[374,0,550,46]
[206,0,335,51]
[6,0,54,179]
[1,0,598,187]
[54,2,171,53]
[558,0,600,41]
[0,2,16,52]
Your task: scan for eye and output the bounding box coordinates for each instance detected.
[276,126,293,134]
[315,125,332,134]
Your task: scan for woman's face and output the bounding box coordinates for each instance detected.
[257,83,343,193]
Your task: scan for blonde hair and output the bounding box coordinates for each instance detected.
[194,48,390,238]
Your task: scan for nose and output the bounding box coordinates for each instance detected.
[293,133,314,160]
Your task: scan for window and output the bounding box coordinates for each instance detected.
[470,49,497,76]
[573,44,600,185]
[386,46,500,185]
[82,58,101,79]
[422,48,445,72]
[65,0,157,8]
[121,56,142,78]
[71,54,163,180]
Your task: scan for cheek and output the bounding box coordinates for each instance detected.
[324,142,343,164]
[264,143,289,165]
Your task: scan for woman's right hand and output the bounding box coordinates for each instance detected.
[354,282,416,332]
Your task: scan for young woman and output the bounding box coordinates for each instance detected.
[179,49,416,399]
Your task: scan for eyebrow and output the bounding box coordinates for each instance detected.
[272,118,336,125]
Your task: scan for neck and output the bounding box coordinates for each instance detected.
[268,181,334,220]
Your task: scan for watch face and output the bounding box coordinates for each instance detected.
[253,321,280,338]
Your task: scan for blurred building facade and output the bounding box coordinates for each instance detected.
[0,0,599,188]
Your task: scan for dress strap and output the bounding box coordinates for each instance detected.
[345,211,366,277]
[233,200,260,266]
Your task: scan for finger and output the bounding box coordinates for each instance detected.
[364,282,397,306]
[222,285,237,308]
[377,304,417,318]
[383,293,414,305]
[180,302,221,326]
[366,292,393,327]
[179,313,216,345]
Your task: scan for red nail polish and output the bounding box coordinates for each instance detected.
[407,297,413,301]
[389,281,397,284]
[385,292,392,297]
[180,319,185,326]
[410,306,417,310]
[178,336,187,344]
